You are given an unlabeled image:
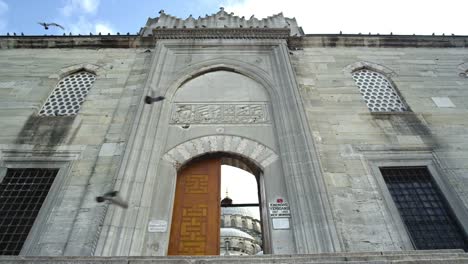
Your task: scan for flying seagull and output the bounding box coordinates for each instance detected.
[96,191,128,208]
[38,22,65,30]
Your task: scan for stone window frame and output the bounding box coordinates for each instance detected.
[39,63,102,116]
[366,151,468,250]
[344,61,411,113]
[0,146,83,255]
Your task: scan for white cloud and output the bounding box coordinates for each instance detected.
[95,22,114,34]
[0,0,8,32]
[221,0,468,35]
[68,16,93,33]
[61,0,100,17]
[68,16,114,34]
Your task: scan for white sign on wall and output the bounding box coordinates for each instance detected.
[148,220,168,233]
[269,198,291,218]
[269,198,291,229]
[272,218,290,229]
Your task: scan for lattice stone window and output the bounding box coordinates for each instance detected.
[381,167,468,251]
[39,71,96,116]
[0,168,59,255]
[352,69,407,112]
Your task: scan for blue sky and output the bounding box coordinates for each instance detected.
[0,0,229,35]
[1,0,468,35]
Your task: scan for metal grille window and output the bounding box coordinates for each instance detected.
[352,69,407,112]
[39,71,96,116]
[381,167,468,250]
[0,168,59,255]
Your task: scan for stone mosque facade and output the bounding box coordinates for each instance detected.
[0,7,468,263]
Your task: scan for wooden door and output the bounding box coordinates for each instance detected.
[168,158,221,255]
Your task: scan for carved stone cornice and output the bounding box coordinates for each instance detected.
[141,7,303,37]
[152,28,290,39]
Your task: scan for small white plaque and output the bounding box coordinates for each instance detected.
[432,97,455,108]
[272,218,290,229]
[269,199,291,218]
[148,220,167,233]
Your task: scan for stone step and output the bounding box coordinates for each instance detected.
[1,250,467,264]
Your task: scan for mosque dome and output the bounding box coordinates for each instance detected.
[220,228,254,240]
[219,194,262,256]
[221,207,258,219]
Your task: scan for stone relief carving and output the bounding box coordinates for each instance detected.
[140,7,303,37]
[170,103,269,124]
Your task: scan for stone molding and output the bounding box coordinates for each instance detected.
[2,35,468,49]
[48,63,104,80]
[152,28,291,39]
[343,61,397,78]
[162,135,278,170]
[0,144,84,161]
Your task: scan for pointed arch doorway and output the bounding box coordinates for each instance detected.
[168,154,262,255]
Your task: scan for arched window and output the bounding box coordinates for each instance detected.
[242,219,247,229]
[352,69,407,112]
[39,70,96,116]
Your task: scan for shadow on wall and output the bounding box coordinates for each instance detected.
[15,115,77,146]
[372,112,437,147]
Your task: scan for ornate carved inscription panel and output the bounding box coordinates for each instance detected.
[171,103,270,124]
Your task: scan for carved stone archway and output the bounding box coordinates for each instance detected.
[163,135,278,170]
[96,39,342,256]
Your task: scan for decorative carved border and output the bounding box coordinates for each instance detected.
[152,28,291,39]
[163,135,278,170]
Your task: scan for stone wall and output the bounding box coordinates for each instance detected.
[0,35,467,256]
[0,48,151,255]
[291,45,468,251]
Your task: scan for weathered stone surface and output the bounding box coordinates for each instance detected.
[292,43,468,252]
[1,19,468,258]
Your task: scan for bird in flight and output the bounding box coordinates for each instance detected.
[38,22,65,30]
[96,191,129,208]
[144,95,165,104]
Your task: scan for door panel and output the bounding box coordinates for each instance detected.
[168,158,221,255]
